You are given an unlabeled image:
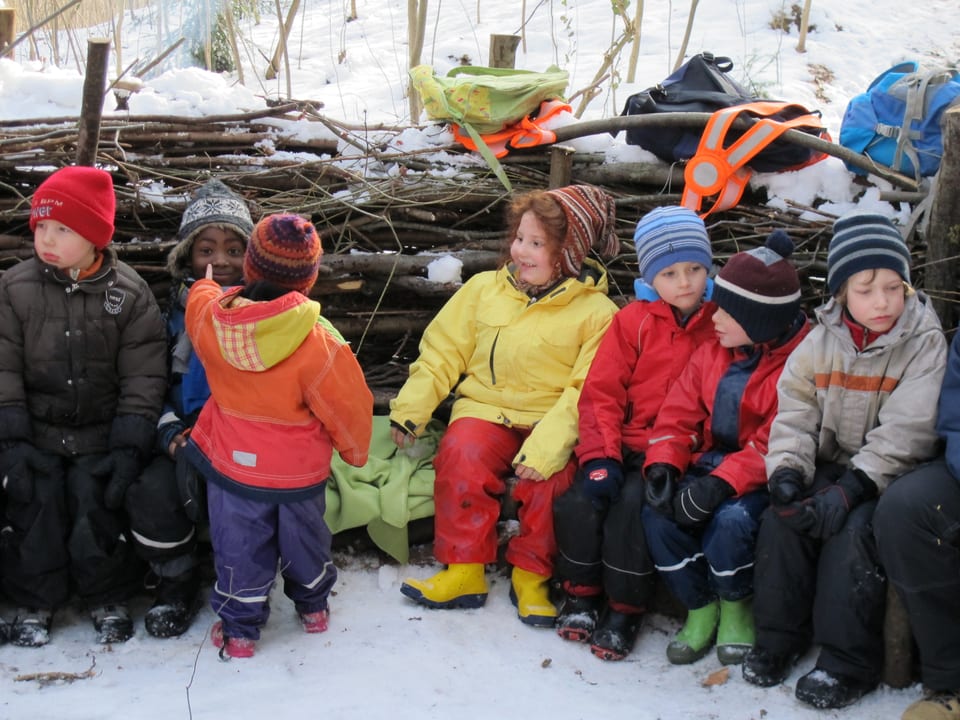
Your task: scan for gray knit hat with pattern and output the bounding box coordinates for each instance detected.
[166,179,254,280]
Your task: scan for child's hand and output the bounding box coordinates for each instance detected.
[514,463,545,482]
[205,263,214,280]
[390,425,415,449]
[167,433,188,459]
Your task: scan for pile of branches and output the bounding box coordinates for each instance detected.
[0,108,894,402]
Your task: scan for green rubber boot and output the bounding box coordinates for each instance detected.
[666,600,719,665]
[716,597,755,665]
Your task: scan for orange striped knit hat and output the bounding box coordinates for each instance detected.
[545,184,620,277]
[243,213,322,295]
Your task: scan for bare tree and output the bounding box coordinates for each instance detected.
[672,0,700,71]
[796,0,813,52]
[407,0,428,123]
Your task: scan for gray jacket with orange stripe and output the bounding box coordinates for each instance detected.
[765,291,947,492]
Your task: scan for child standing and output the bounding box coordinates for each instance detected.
[394,185,620,627]
[641,230,810,666]
[0,165,167,646]
[183,212,373,658]
[124,178,254,638]
[552,206,717,660]
[744,213,946,709]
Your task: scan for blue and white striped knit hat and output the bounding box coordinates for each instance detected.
[633,206,712,284]
[827,213,910,295]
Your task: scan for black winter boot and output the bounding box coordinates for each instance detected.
[590,607,643,661]
[742,645,801,687]
[145,570,203,638]
[91,604,134,644]
[795,667,877,709]
[556,593,603,642]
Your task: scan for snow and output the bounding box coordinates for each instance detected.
[1,0,958,717]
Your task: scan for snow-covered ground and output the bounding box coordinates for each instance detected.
[1,1,959,717]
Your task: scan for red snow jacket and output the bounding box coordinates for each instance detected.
[576,298,717,463]
[644,314,811,496]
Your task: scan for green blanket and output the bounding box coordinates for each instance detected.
[325,415,443,563]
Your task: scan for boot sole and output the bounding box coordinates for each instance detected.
[557,626,592,642]
[590,643,627,661]
[400,582,487,609]
[508,587,556,628]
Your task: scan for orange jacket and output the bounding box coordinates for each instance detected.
[186,280,372,499]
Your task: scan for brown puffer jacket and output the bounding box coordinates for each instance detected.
[0,248,166,456]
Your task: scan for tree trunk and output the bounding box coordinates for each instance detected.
[925,106,960,330]
[76,38,110,166]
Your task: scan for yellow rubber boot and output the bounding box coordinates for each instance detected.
[510,567,558,627]
[400,564,488,609]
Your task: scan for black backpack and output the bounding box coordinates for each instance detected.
[620,52,822,173]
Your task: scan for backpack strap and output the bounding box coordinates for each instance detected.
[891,69,957,180]
[682,101,827,217]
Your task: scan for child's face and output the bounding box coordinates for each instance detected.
[511,210,559,286]
[843,267,905,333]
[190,227,246,285]
[33,220,96,272]
[651,261,708,315]
[712,306,752,347]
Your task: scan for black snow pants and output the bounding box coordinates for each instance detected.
[875,459,960,692]
[124,452,201,581]
[553,450,655,608]
[752,463,886,685]
[1,452,142,609]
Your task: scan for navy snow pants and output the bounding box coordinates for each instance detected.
[206,482,336,640]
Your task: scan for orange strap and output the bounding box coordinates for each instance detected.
[682,101,828,217]
[452,99,571,158]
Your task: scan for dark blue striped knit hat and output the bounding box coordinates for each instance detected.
[633,206,712,284]
[244,213,322,295]
[827,213,910,295]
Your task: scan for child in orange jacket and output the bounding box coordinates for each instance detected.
[184,213,373,659]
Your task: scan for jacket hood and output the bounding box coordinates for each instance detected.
[211,288,322,371]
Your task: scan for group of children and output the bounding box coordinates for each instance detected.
[393,188,957,720]
[0,167,957,719]
[0,166,372,660]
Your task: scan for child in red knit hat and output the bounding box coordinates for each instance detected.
[0,165,167,647]
[182,212,373,659]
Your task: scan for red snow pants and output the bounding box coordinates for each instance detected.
[432,417,575,577]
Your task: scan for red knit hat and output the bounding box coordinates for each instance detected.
[545,184,620,277]
[243,213,323,295]
[29,166,116,250]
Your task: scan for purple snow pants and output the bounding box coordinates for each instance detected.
[206,482,337,640]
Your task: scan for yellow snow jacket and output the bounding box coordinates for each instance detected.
[390,260,617,479]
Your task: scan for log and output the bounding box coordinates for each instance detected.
[552,114,921,191]
[76,39,110,166]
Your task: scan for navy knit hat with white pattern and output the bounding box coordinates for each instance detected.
[633,206,712,284]
[712,229,801,343]
[827,213,910,295]
[166,179,254,280]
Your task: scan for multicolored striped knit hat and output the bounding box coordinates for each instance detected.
[243,213,322,295]
[545,184,620,277]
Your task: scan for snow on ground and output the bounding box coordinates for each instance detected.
[1,1,959,717]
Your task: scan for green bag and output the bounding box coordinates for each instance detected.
[410,64,569,135]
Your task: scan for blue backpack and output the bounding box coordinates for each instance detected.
[839,61,960,179]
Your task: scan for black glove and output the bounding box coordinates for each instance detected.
[581,458,623,504]
[644,463,680,515]
[775,467,876,540]
[768,466,804,506]
[673,475,735,527]
[176,450,206,524]
[0,441,58,504]
[103,448,142,510]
